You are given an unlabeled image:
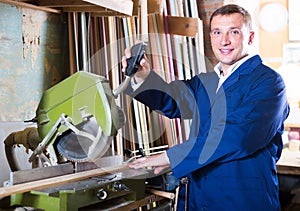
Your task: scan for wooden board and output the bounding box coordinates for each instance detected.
[83,0,133,16]
[10,163,74,185]
[0,164,129,198]
[0,0,60,13]
[167,16,199,38]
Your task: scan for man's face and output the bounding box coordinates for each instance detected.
[210,13,254,71]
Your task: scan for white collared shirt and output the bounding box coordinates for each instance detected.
[214,54,256,92]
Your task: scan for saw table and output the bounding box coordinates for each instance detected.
[8,162,150,211]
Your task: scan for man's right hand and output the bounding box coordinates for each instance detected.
[128,151,171,175]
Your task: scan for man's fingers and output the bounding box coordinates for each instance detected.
[121,47,132,73]
[153,166,168,174]
[124,47,131,58]
[121,55,128,72]
[127,157,147,168]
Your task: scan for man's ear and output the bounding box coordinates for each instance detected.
[248,31,255,45]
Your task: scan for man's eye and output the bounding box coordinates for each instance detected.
[212,31,221,35]
[231,30,240,35]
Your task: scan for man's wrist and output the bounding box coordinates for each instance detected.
[130,77,143,90]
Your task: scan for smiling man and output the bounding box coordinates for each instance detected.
[210,6,254,73]
[123,4,290,211]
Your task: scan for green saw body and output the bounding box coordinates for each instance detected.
[35,71,124,162]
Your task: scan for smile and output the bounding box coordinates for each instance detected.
[220,49,233,54]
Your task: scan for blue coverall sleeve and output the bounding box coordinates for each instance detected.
[125,70,199,119]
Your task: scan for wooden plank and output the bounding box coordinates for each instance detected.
[63,7,125,16]
[167,16,199,38]
[83,0,133,16]
[0,164,129,198]
[0,0,61,13]
[147,0,165,14]
[140,0,148,41]
[1,0,133,15]
[11,163,74,185]
[36,0,91,7]
[35,0,126,16]
[68,12,76,74]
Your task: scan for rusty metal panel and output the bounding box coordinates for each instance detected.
[0,3,68,121]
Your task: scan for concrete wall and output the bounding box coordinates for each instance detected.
[0,3,68,186]
[0,3,69,121]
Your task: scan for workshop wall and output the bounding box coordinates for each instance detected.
[259,0,289,69]
[0,3,68,186]
[0,3,68,122]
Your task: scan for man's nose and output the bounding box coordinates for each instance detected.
[221,33,231,45]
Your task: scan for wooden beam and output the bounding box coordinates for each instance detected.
[1,0,133,16]
[62,6,126,16]
[0,0,61,13]
[0,164,130,198]
[82,0,133,16]
[36,0,91,7]
[37,0,134,16]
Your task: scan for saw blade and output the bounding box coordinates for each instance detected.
[55,117,110,162]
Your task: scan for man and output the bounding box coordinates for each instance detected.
[122,4,290,211]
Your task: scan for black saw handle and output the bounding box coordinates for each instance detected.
[125,42,147,77]
[112,42,147,97]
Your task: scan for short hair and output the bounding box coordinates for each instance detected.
[209,4,252,31]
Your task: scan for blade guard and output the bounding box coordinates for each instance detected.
[36,72,124,139]
[35,71,125,161]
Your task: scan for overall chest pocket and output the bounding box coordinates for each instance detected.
[223,91,252,123]
[225,94,244,110]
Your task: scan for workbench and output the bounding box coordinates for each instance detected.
[277,151,300,210]
[277,151,300,175]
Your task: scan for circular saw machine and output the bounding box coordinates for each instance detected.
[29,42,146,166]
[4,42,147,170]
[29,71,126,165]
